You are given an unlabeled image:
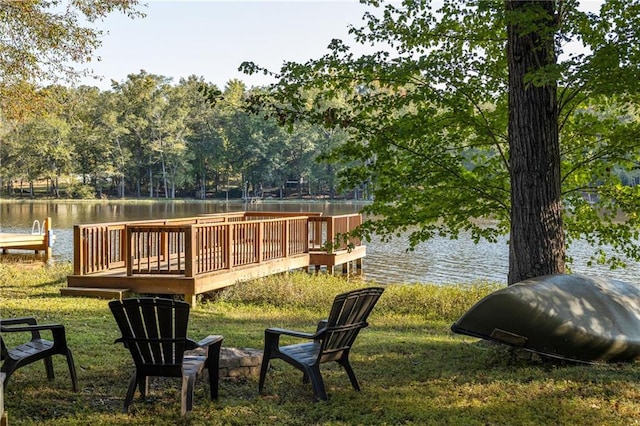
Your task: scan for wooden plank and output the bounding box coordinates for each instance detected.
[73,226,83,275]
[66,254,311,297]
[67,274,195,293]
[309,246,367,268]
[60,287,130,300]
[0,234,44,246]
[193,254,311,295]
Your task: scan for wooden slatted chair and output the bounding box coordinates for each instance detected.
[259,287,384,401]
[1,317,78,391]
[109,298,223,415]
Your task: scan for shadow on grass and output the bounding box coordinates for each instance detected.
[5,317,640,425]
[4,267,640,425]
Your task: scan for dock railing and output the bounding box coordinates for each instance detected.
[73,212,363,278]
[308,214,362,251]
[73,215,232,275]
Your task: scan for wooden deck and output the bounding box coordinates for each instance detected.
[65,212,366,306]
[0,217,53,258]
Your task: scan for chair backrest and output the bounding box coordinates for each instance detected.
[109,298,192,373]
[321,287,384,356]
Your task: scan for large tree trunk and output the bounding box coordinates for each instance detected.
[507,0,565,284]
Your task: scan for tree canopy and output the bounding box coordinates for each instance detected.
[0,73,352,200]
[241,0,640,282]
[0,0,143,120]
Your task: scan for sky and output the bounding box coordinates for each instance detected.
[78,0,606,91]
[79,0,372,90]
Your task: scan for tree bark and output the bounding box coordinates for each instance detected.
[507,0,565,284]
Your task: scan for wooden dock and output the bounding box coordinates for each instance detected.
[0,217,54,258]
[64,212,366,306]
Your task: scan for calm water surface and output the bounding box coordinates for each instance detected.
[1,200,639,285]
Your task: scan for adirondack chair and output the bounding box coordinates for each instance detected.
[109,298,223,415]
[259,287,384,401]
[0,317,78,391]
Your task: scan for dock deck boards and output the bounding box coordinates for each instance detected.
[0,233,46,246]
[0,218,53,256]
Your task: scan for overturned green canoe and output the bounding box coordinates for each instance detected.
[451,274,640,363]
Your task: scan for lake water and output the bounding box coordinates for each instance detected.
[1,200,639,285]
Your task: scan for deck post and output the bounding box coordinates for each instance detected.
[315,219,322,247]
[73,225,83,275]
[185,292,197,308]
[119,225,127,270]
[42,217,52,258]
[283,220,289,258]
[161,224,169,264]
[125,226,133,277]
[185,226,195,277]
[226,223,233,269]
[257,222,264,263]
[327,217,335,250]
[309,217,322,248]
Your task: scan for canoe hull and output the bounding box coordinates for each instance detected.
[451,274,640,363]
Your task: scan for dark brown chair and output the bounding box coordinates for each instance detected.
[259,287,384,401]
[109,298,223,415]
[1,317,78,391]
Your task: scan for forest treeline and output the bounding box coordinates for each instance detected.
[2,70,639,202]
[0,70,359,200]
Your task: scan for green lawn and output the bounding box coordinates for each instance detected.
[1,263,639,425]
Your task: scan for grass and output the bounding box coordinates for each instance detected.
[2,263,640,425]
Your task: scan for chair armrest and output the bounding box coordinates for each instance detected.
[0,317,38,327]
[314,320,328,343]
[1,323,66,344]
[197,335,223,348]
[0,323,64,334]
[315,320,328,333]
[265,327,316,340]
[264,327,318,356]
[183,335,223,353]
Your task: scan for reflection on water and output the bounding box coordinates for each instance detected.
[364,233,640,285]
[1,200,639,285]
